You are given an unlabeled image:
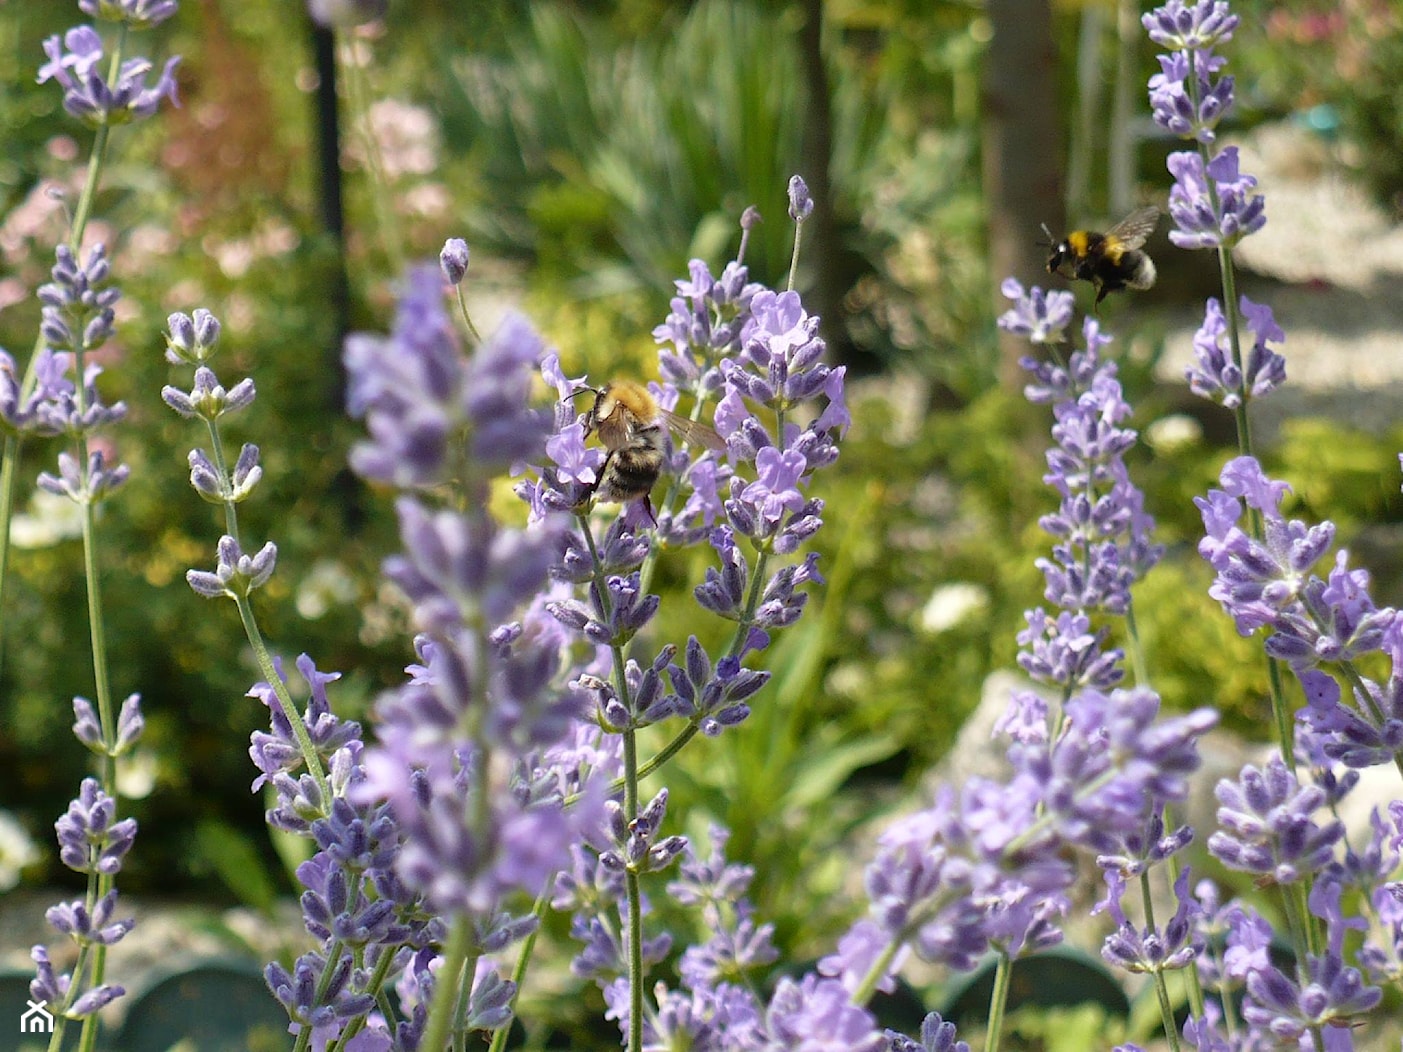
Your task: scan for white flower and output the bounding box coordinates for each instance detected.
[0,809,39,891]
[918,582,989,634]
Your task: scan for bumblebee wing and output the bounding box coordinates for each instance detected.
[660,408,727,452]
[1104,206,1161,251]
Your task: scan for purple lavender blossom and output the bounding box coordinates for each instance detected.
[29,945,124,1018]
[1166,147,1266,250]
[1096,808,1194,881]
[762,974,886,1052]
[1143,2,1240,146]
[439,237,470,285]
[248,655,362,793]
[862,786,1072,972]
[1142,0,1239,51]
[1015,609,1125,693]
[1241,878,1380,1039]
[36,449,130,504]
[1208,754,1343,883]
[787,175,815,222]
[164,308,222,365]
[344,267,601,932]
[55,777,138,875]
[38,26,181,126]
[1019,687,1217,853]
[661,635,768,736]
[887,1012,970,1052]
[0,348,75,437]
[45,890,134,946]
[1196,456,1399,700]
[728,289,835,414]
[38,244,119,355]
[1185,295,1287,406]
[1097,867,1200,974]
[1298,649,1403,778]
[266,951,375,1033]
[1008,312,1164,709]
[80,0,180,27]
[72,693,144,757]
[161,366,256,422]
[603,977,762,1050]
[742,447,807,525]
[652,258,763,397]
[816,919,904,997]
[997,279,1075,346]
[186,534,277,599]
[344,265,474,489]
[1147,50,1234,143]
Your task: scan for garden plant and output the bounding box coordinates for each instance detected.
[4,1,1403,1051]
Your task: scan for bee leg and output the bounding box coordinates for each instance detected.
[640,494,658,528]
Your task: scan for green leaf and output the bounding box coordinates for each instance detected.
[193,819,279,913]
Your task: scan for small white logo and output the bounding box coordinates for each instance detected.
[20,1000,54,1034]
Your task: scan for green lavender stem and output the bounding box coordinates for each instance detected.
[485,879,556,1052]
[235,593,330,800]
[1138,870,1183,1052]
[421,917,472,1052]
[983,950,1013,1052]
[1183,52,1295,772]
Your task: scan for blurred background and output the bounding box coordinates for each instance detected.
[2,0,1403,1045]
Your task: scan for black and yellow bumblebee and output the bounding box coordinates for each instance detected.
[1041,205,1161,308]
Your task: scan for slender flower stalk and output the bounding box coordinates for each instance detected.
[8,10,182,1052]
[517,183,845,1052]
[996,282,1223,1051]
[1145,0,1298,774]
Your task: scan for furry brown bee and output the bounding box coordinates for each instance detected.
[576,379,726,521]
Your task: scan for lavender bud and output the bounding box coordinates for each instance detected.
[787,175,814,222]
[229,443,263,501]
[187,449,224,503]
[440,237,470,285]
[72,698,103,751]
[165,309,222,365]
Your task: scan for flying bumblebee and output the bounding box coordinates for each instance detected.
[1041,205,1161,308]
[572,379,727,522]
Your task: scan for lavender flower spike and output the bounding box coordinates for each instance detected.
[38,27,181,127]
[1208,754,1343,884]
[1186,295,1286,408]
[186,534,278,599]
[997,279,1075,345]
[1166,147,1266,250]
[1142,0,1239,51]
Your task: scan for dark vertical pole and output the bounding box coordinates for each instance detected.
[983,0,1064,385]
[309,16,350,411]
[308,17,365,531]
[797,0,842,340]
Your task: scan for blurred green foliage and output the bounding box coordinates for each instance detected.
[3,7,1402,1044]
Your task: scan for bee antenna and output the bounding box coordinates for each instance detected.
[1037,223,1056,248]
[561,383,599,405]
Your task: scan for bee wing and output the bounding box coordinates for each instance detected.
[1105,206,1161,251]
[660,408,727,452]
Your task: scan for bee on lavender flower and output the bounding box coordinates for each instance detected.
[569,379,726,523]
